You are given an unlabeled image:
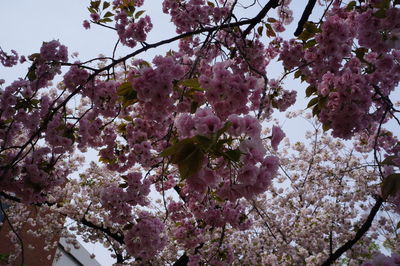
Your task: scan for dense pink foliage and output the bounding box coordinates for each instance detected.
[0,0,399,264]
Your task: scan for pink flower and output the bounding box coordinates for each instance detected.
[237,164,259,185]
[194,113,222,135]
[175,113,195,138]
[83,20,90,29]
[90,13,100,22]
[271,125,285,151]
[124,212,166,260]
[239,138,266,163]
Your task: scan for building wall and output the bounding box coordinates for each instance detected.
[52,238,101,266]
[0,201,101,266]
[0,204,61,266]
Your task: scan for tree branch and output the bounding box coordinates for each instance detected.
[294,0,317,36]
[321,196,384,266]
[242,0,280,36]
[0,192,125,245]
[80,217,124,244]
[0,197,24,265]
[173,253,189,266]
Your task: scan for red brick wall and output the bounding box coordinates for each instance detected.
[0,205,62,266]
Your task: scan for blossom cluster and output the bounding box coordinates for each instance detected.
[115,11,153,48]
[129,56,185,121]
[174,107,282,200]
[124,211,166,260]
[1,0,399,264]
[280,2,400,139]
[162,0,230,33]
[199,61,260,119]
[0,48,19,67]
[100,172,151,224]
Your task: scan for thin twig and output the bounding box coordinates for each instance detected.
[0,198,25,266]
[321,196,384,266]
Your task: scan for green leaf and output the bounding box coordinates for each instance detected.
[116,123,127,134]
[305,86,316,97]
[0,119,13,129]
[123,223,133,231]
[63,127,76,142]
[160,139,190,157]
[160,138,196,162]
[117,82,137,100]
[0,253,9,262]
[119,182,128,188]
[99,156,117,165]
[307,97,319,108]
[117,82,137,107]
[373,9,386,18]
[31,99,40,106]
[374,0,390,9]
[318,96,328,109]
[88,7,97,13]
[207,1,215,7]
[195,135,213,151]
[122,99,137,108]
[178,147,204,179]
[304,39,317,49]
[294,70,302,79]
[138,61,150,68]
[216,121,232,139]
[322,123,331,132]
[266,23,276,37]
[312,105,320,117]
[99,18,113,23]
[172,142,197,164]
[381,156,396,166]
[190,101,199,114]
[117,82,131,95]
[91,0,101,11]
[346,1,357,11]
[126,5,136,16]
[381,173,400,198]
[225,149,242,162]
[135,10,145,19]
[179,78,201,89]
[298,22,320,41]
[103,1,110,9]
[27,68,37,81]
[257,26,263,36]
[355,47,368,61]
[160,145,177,158]
[28,53,40,61]
[103,11,114,17]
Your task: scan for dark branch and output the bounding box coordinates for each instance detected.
[0,192,125,245]
[173,254,189,266]
[321,196,384,265]
[81,217,124,244]
[294,0,317,36]
[242,0,280,36]
[0,197,25,265]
